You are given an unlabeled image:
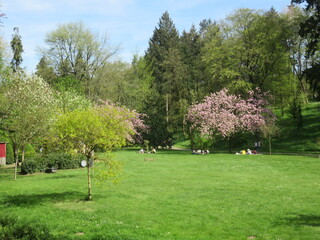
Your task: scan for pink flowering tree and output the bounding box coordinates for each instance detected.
[186,88,274,151]
[97,100,148,146]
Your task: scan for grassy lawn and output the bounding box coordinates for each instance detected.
[1,150,320,240]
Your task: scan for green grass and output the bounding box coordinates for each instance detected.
[1,150,320,239]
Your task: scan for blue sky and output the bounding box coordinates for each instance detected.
[1,0,291,72]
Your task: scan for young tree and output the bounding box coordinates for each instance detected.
[261,118,279,155]
[53,101,146,200]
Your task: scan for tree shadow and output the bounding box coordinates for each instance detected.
[280,214,320,227]
[1,191,85,207]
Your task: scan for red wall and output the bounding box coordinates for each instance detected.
[0,143,6,158]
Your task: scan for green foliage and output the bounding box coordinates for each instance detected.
[55,89,92,114]
[5,143,14,164]
[53,106,134,157]
[40,21,118,98]
[20,153,82,174]
[288,95,303,128]
[53,102,138,200]
[10,27,24,72]
[20,160,39,174]
[2,73,57,160]
[44,152,81,169]
[94,154,123,186]
[202,8,292,94]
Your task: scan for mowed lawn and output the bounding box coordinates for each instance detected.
[0,150,320,240]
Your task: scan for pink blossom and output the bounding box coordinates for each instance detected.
[186,88,274,139]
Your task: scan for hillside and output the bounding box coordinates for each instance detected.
[272,101,320,153]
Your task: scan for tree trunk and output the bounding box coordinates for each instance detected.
[21,145,25,162]
[14,157,18,180]
[269,136,272,155]
[13,142,18,165]
[87,158,92,201]
[166,93,169,124]
[13,142,19,180]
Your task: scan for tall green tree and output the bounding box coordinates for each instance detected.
[145,11,180,94]
[202,8,293,96]
[180,25,204,102]
[39,22,118,98]
[291,0,320,55]
[291,1,320,99]
[145,11,182,142]
[10,27,23,72]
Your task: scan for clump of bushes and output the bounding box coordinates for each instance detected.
[20,160,39,174]
[21,152,82,174]
[0,213,55,240]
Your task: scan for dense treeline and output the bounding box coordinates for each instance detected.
[0,2,319,157]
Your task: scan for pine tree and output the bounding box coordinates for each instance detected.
[10,27,24,72]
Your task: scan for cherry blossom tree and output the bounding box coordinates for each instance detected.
[186,88,274,151]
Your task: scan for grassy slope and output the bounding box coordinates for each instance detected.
[1,150,320,239]
[272,102,320,153]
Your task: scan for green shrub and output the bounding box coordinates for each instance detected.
[21,160,39,174]
[45,152,81,169]
[5,143,14,165]
[21,152,82,174]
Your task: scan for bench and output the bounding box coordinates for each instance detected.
[45,168,57,173]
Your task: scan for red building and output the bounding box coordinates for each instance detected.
[0,142,6,165]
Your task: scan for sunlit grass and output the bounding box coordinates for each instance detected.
[1,150,320,239]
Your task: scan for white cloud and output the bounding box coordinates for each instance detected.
[3,0,53,12]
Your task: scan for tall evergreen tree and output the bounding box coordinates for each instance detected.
[145,11,182,143]
[10,27,23,72]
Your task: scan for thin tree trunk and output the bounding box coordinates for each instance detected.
[13,142,18,165]
[14,157,18,180]
[166,93,169,124]
[21,145,25,162]
[13,143,19,180]
[269,136,272,155]
[87,158,92,201]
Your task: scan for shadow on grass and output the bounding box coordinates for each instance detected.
[280,214,320,227]
[1,191,85,207]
